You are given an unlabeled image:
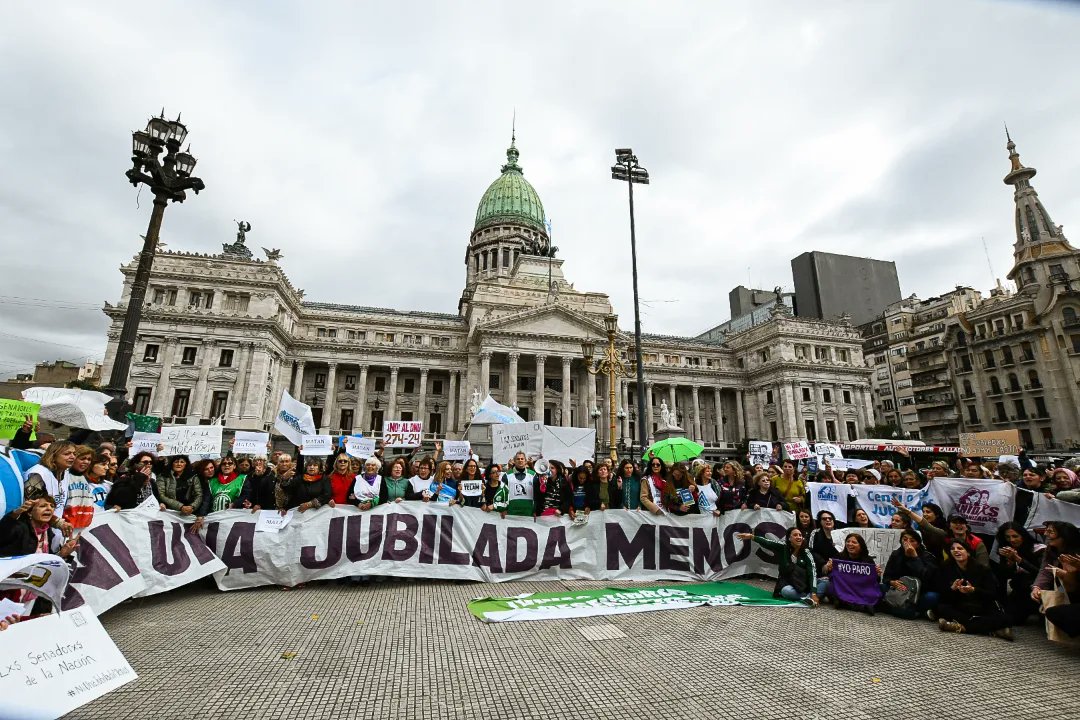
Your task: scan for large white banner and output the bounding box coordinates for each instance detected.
[830,527,902,563]
[21,386,127,432]
[1024,490,1080,530]
[850,484,927,528]
[490,422,543,463]
[541,426,596,465]
[928,477,1015,534]
[807,482,851,523]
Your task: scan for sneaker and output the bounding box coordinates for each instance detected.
[990,627,1015,642]
[926,609,937,622]
[938,619,964,633]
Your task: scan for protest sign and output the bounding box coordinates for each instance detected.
[829,559,883,607]
[21,387,126,432]
[831,527,903,563]
[491,421,543,463]
[160,424,223,459]
[130,431,162,455]
[383,420,422,447]
[0,398,38,440]
[928,477,1016,534]
[345,436,376,459]
[233,431,269,455]
[813,442,843,463]
[783,441,811,461]
[748,440,772,468]
[542,426,595,465]
[0,553,70,612]
[826,458,875,471]
[807,482,851,523]
[300,435,333,455]
[459,479,483,497]
[470,394,524,425]
[467,581,798,623]
[0,608,137,720]
[255,510,295,533]
[1024,491,1080,530]
[849,484,927,528]
[274,390,317,445]
[959,430,1021,457]
[443,440,471,461]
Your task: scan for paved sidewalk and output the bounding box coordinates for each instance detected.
[76,578,1079,720]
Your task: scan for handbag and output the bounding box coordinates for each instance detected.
[883,575,920,610]
[1042,578,1079,646]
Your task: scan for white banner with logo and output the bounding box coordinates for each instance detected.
[807,482,852,523]
[928,477,1015,534]
[849,484,927,528]
[274,390,317,446]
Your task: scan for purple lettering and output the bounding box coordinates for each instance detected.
[658,526,690,572]
[471,524,503,573]
[723,523,753,566]
[605,522,656,570]
[148,520,192,577]
[504,527,538,573]
[345,514,384,561]
[539,526,572,570]
[381,513,419,562]
[437,516,470,566]
[220,522,258,574]
[418,514,438,564]
[88,524,139,577]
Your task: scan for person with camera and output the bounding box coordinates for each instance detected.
[935,539,1013,640]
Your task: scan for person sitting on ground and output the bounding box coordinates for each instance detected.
[105,451,162,511]
[1043,552,1080,638]
[406,456,437,501]
[821,533,881,612]
[935,539,1013,640]
[237,456,275,513]
[283,457,332,512]
[881,529,939,620]
[993,521,1044,625]
[922,513,991,567]
[849,508,873,529]
[380,457,410,504]
[795,509,815,537]
[736,527,821,606]
[662,462,698,516]
[1031,521,1080,606]
[351,457,382,510]
[741,472,785,511]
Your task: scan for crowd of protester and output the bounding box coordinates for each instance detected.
[1,417,1077,645]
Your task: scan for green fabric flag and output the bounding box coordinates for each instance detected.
[467,581,800,623]
[126,412,162,433]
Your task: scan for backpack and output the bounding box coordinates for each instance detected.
[883,575,920,610]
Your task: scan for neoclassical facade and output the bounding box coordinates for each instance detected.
[100,139,873,455]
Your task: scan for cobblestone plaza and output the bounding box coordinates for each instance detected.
[76,578,1079,720]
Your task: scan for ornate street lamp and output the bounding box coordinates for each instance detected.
[583,314,635,462]
[611,149,649,457]
[106,111,205,417]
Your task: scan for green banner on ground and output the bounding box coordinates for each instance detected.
[467,582,800,623]
[0,399,38,441]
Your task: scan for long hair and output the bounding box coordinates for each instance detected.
[667,462,690,488]
[191,459,217,478]
[1046,520,1080,554]
[995,521,1036,558]
[922,502,948,531]
[618,459,637,479]
[646,456,667,477]
[434,461,451,483]
[840,533,872,562]
[462,458,481,480]
[40,440,77,474]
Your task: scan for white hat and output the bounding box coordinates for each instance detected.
[865,469,881,481]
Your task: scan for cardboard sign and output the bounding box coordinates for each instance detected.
[0,608,137,720]
[443,440,471,461]
[160,424,223,459]
[541,426,596,465]
[130,431,162,455]
[383,420,422,447]
[0,398,38,440]
[301,435,333,456]
[345,436,376,459]
[233,431,269,455]
[491,422,544,464]
[813,442,843,461]
[783,441,811,460]
[748,440,773,467]
[959,430,1021,458]
[255,510,295,533]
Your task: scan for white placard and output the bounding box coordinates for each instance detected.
[255,509,295,533]
[0,554,70,612]
[133,494,160,513]
[831,527,903,564]
[783,441,811,460]
[827,458,875,471]
[233,431,269,455]
[160,424,223,459]
[443,440,471,461]
[813,442,843,462]
[0,609,138,720]
[748,440,773,467]
[130,431,162,455]
[459,479,483,497]
[345,436,376,459]
[383,420,423,447]
[301,435,333,456]
[491,422,544,464]
[541,426,596,465]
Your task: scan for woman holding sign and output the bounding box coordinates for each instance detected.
[457,458,485,508]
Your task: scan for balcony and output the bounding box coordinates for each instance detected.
[991,415,1011,425]
[1025,383,1043,391]
[955,365,974,375]
[987,388,1003,397]
[912,376,952,390]
[1005,385,1023,395]
[911,358,949,372]
[908,344,943,359]
[1020,354,1036,364]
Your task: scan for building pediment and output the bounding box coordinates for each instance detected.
[476,303,608,341]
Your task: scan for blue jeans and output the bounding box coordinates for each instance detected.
[780,582,825,602]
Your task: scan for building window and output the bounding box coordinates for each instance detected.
[1021,341,1035,361]
[1008,373,1021,392]
[837,349,849,362]
[815,346,830,361]
[770,421,778,441]
[801,387,812,402]
[187,290,213,309]
[804,420,817,441]
[374,376,386,392]
[1034,396,1048,418]
[766,390,774,405]
[502,248,510,267]
[845,421,856,439]
[1065,307,1080,327]
[1020,429,1033,448]
[489,374,500,390]
[143,344,159,362]
[218,349,234,367]
[825,420,836,439]
[327,329,337,339]
[223,293,250,312]
[400,411,413,422]
[1029,370,1041,389]
[371,409,383,430]
[314,373,326,389]
[842,390,851,404]
[1041,427,1055,447]
[994,401,1007,422]
[429,413,442,435]
[377,332,394,343]
[1001,347,1014,365]
[317,328,326,338]
[344,374,356,390]
[990,376,1001,394]
[180,347,197,365]
[209,391,228,418]
[984,350,996,368]
[432,379,443,395]
[171,389,191,417]
[132,387,152,415]
[340,409,354,431]
[1013,399,1027,419]
[1072,335,1080,354]
[967,405,979,424]
[404,378,415,394]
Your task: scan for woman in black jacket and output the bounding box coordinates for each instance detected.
[238,456,279,511]
[881,529,939,619]
[741,473,785,511]
[105,452,163,510]
[0,497,79,616]
[283,457,333,511]
[935,539,1013,640]
[808,510,840,574]
[993,521,1043,625]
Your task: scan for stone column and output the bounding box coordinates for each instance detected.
[190,340,216,419]
[838,398,849,443]
[814,382,827,441]
[456,370,468,432]
[645,381,654,441]
[586,365,597,424]
[480,351,492,395]
[507,352,519,409]
[387,366,400,419]
[691,386,701,442]
[449,370,459,433]
[535,355,546,422]
[861,386,875,437]
[668,384,677,422]
[229,343,251,423]
[243,346,264,420]
[150,337,177,416]
[292,360,306,397]
[781,383,799,440]
[322,362,338,433]
[418,368,429,430]
[713,387,723,443]
[734,389,745,443]
[354,365,369,434]
[561,357,572,427]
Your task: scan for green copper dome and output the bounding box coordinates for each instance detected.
[473,140,547,233]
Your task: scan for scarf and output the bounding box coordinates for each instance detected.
[304,473,323,483]
[216,471,238,485]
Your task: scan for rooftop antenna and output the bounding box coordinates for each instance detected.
[511,108,516,145]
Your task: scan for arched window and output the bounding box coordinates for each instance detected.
[1028,370,1041,389]
[1064,307,1078,326]
[1008,373,1020,392]
[990,376,1001,394]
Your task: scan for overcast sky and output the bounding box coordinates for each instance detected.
[3,1,1079,379]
